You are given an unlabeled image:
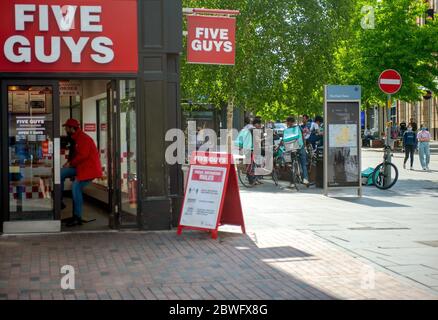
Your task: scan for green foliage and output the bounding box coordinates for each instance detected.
[182,0,353,120]
[336,0,438,106]
[181,0,438,119]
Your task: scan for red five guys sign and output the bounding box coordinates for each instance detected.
[0,0,138,73]
[187,15,236,65]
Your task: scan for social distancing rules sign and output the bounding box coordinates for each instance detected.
[178,152,245,239]
[187,15,236,65]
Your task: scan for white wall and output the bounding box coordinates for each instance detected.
[82,92,106,145]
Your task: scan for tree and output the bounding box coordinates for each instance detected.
[336,0,438,106]
[181,0,354,120]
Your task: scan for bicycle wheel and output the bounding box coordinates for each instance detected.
[372,162,399,190]
[271,165,280,186]
[293,160,302,185]
[288,160,299,191]
[237,163,254,188]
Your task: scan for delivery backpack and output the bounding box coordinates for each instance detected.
[361,167,376,186]
[283,127,301,151]
[234,129,253,150]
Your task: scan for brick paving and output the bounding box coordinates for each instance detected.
[0,229,437,300]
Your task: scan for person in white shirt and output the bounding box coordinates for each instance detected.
[417,126,431,171]
[308,115,323,150]
[243,117,255,130]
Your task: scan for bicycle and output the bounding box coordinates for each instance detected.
[305,140,321,169]
[286,150,303,191]
[372,144,399,190]
[274,141,303,191]
[236,151,279,188]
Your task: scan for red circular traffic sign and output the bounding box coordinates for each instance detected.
[379,69,402,95]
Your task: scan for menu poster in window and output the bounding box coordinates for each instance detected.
[29,92,46,113]
[12,91,29,113]
[59,81,81,96]
[326,102,361,187]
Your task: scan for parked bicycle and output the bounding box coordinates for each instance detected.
[236,151,279,188]
[305,140,322,175]
[272,139,308,191]
[372,144,399,190]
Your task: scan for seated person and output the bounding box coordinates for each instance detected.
[363,126,374,147]
[61,119,103,226]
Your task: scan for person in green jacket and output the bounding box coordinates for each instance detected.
[284,116,309,187]
[234,118,263,186]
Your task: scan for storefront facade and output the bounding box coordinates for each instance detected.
[0,0,184,233]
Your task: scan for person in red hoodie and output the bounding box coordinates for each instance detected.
[62,119,102,226]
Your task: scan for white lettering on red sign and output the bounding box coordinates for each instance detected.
[3,4,114,64]
[194,156,228,165]
[187,15,236,65]
[191,28,233,53]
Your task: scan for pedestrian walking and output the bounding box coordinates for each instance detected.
[399,120,407,137]
[409,118,418,133]
[417,126,431,171]
[403,125,417,170]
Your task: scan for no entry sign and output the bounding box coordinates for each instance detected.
[379,69,402,95]
[187,15,236,65]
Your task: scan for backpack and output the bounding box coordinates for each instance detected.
[234,128,253,150]
[361,167,376,186]
[404,131,416,146]
[283,126,302,151]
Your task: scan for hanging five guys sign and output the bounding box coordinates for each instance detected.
[0,0,138,73]
[187,15,236,65]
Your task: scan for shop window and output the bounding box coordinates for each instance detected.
[59,94,80,188]
[119,80,137,217]
[96,98,108,187]
[8,85,54,220]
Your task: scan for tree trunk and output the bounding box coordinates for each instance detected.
[227,97,234,154]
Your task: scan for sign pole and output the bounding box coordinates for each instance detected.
[323,86,328,197]
[384,94,392,187]
[378,69,402,188]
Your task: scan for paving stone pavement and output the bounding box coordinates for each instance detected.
[0,228,437,300]
[240,149,438,295]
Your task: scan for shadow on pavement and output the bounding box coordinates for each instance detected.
[239,180,324,195]
[219,232,313,260]
[0,230,337,300]
[333,197,410,208]
[239,177,438,199]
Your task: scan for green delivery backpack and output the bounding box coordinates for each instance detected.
[361,167,375,186]
[234,129,253,150]
[283,127,302,151]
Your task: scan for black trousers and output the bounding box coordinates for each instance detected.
[404,145,415,167]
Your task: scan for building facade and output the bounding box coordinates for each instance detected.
[0,0,184,233]
[397,0,438,139]
[365,0,438,140]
